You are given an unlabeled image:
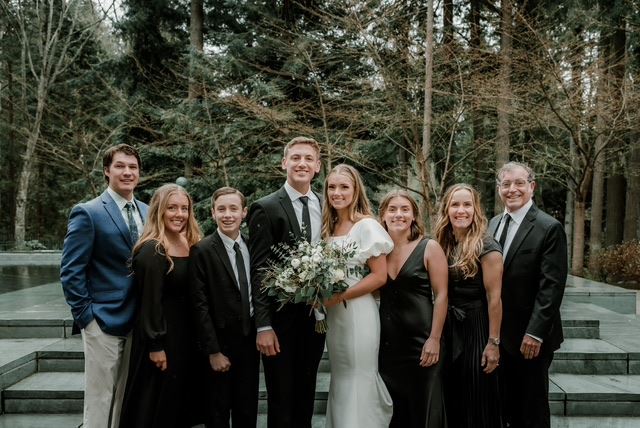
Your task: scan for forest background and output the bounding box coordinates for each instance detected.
[0,0,638,282]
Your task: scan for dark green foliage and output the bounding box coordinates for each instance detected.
[0,0,638,262]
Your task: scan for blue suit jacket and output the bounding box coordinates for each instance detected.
[60,190,149,336]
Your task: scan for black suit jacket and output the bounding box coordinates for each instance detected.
[190,231,250,355]
[489,203,568,356]
[248,186,321,329]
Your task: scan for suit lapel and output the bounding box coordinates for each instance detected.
[278,186,303,240]
[503,205,537,269]
[212,231,240,290]
[101,191,134,248]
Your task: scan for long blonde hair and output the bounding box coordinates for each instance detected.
[434,183,487,279]
[133,184,202,272]
[321,164,373,238]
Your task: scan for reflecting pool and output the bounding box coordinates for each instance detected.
[0,265,60,294]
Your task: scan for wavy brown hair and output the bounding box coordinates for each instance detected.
[321,164,373,238]
[133,184,202,272]
[378,190,424,242]
[434,183,487,279]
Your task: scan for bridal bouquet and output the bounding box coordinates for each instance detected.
[261,238,358,333]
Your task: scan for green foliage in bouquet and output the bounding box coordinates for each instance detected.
[260,238,361,332]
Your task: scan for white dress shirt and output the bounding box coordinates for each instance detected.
[495,199,533,256]
[106,187,144,233]
[284,181,322,243]
[217,229,253,316]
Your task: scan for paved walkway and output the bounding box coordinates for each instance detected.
[0,254,639,427]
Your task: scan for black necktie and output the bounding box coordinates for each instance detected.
[124,202,139,242]
[498,214,511,248]
[233,242,251,336]
[299,196,312,242]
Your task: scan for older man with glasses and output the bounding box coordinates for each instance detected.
[489,161,568,428]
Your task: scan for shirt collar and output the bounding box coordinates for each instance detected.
[106,186,134,211]
[217,228,243,250]
[503,199,533,225]
[284,181,318,203]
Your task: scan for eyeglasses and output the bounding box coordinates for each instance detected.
[498,179,531,190]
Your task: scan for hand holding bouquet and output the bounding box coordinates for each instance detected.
[261,238,359,332]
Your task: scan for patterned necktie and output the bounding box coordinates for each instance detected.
[233,242,251,336]
[299,196,312,242]
[498,214,511,248]
[124,202,139,242]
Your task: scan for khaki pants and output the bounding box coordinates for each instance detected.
[81,319,131,428]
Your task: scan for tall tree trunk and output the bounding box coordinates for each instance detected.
[605,175,626,245]
[571,200,586,275]
[419,0,435,229]
[443,0,453,46]
[469,0,486,193]
[188,0,203,100]
[12,0,97,249]
[565,189,574,266]
[495,0,512,214]
[589,47,608,272]
[604,7,626,246]
[2,57,17,240]
[15,79,47,249]
[589,131,606,269]
[184,0,204,179]
[623,142,640,241]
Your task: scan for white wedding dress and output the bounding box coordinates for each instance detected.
[325,218,394,428]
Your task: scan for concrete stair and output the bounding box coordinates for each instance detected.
[0,275,639,426]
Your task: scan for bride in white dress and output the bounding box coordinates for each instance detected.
[321,164,394,428]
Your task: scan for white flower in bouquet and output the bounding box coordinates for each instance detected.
[331,268,345,282]
[261,238,361,332]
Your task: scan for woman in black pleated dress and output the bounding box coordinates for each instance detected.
[434,184,504,428]
[378,190,449,428]
[120,184,204,428]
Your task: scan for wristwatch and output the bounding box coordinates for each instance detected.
[488,337,501,346]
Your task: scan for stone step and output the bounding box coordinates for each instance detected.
[35,337,84,372]
[552,339,629,375]
[6,371,640,418]
[2,372,84,413]
[562,318,600,339]
[3,413,640,428]
[0,413,82,428]
[1,371,331,415]
[0,319,73,340]
[551,374,640,416]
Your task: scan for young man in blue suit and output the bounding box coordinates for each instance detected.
[61,144,148,428]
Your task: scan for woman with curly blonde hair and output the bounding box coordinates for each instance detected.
[434,183,504,428]
[121,184,205,428]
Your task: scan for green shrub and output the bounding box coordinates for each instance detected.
[593,241,640,284]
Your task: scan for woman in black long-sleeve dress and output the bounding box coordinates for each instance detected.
[435,184,504,428]
[378,190,449,428]
[120,184,204,428]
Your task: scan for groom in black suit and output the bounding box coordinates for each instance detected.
[489,162,568,428]
[190,187,259,428]
[248,136,325,428]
